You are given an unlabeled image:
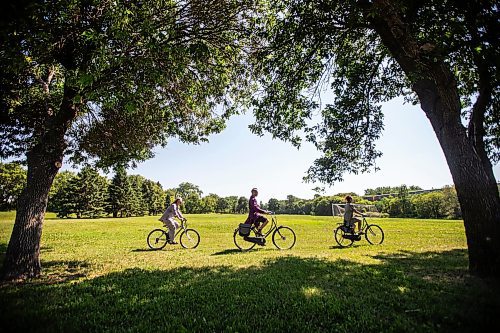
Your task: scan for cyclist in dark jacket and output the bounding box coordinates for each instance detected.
[246,188,271,236]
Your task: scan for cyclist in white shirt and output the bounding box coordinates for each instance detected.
[343,195,363,234]
[159,198,186,244]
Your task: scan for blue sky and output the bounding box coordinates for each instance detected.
[130,96,500,203]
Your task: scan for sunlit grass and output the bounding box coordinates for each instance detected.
[1,211,498,332]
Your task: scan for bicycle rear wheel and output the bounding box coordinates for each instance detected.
[147,229,168,250]
[365,224,384,245]
[233,228,257,251]
[180,229,200,249]
[334,226,354,247]
[272,226,296,250]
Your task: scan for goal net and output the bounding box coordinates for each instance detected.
[331,203,379,218]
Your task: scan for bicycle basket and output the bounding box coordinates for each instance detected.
[238,223,252,237]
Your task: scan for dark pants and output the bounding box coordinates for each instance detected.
[253,215,268,228]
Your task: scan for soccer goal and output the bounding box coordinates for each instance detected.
[331,203,379,218]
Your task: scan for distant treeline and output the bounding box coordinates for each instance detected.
[370,185,462,219]
[0,162,250,218]
[1,162,463,219]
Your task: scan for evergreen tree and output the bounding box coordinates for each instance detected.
[48,171,77,215]
[151,182,165,215]
[54,167,107,218]
[107,166,131,218]
[164,188,177,210]
[142,180,165,215]
[128,175,146,216]
[55,177,78,218]
[75,167,108,218]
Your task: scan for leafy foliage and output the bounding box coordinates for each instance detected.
[0,0,258,167]
[0,163,26,211]
[236,196,249,214]
[365,185,422,195]
[249,0,500,182]
[375,187,461,220]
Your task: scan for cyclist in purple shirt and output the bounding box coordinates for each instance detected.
[246,188,272,236]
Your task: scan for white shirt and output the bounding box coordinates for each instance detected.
[159,203,183,222]
[344,203,354,223]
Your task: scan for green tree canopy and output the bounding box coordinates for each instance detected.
[0,163,26,211]
[1,0,257,166]
[236,196,249,214]
[365,185,423,195]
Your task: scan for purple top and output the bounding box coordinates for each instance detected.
[246,195,266,223]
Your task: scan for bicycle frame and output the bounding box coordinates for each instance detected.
[338,216,368,233]
[334,214,384,247]
[250,214,278,238]
[360,216,368,231]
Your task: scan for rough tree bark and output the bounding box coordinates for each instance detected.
[1,86,78,280]
[370,0,500,277]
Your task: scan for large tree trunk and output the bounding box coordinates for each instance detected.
[369,0,500,277]
[1,85,76,281]
[414,80,500,277]
[1,144,64,280]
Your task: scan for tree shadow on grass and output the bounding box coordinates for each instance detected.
[131,248,158,252]
[328,244,364,249]
[1,249,499,333]
[211,248,244,256]
[37,260,91,284]
[131,245,188,252]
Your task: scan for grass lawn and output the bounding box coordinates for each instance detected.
[0,211,498,332]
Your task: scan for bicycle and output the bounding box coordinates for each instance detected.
[334,215,384,247]
[147,219,200,250]
[233,213,296,251]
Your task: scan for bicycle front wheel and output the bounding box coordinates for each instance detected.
[334,226,353,247]
[147,229,168,250]
[233,228,257,251]
[180,229,200,249]
[272,226,296,250]
[365,224,384,245]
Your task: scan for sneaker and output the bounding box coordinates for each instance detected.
[168,241,178,245]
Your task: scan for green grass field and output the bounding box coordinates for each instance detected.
[1,211,499,332]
